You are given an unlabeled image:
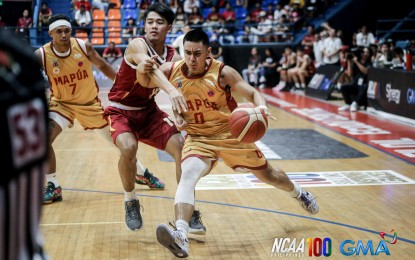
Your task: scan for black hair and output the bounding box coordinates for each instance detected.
[143,2,175,25]
[49,14,70,24]
[183,29,210,47]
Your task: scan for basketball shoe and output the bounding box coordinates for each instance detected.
[189,209,206,235]
[156,223,189,258]
[297,190,319,215]
[125,199,143,231]
[42,182,62,204]
[135,169,165,189]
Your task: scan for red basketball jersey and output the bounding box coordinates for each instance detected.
[108,36,175,107]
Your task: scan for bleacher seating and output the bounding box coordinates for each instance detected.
[123,9,138,20]
[123,0,137,9]
[108,8,121,20]
[92,9,106,21]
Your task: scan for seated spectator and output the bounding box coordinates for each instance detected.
[259,47,277,88]
[172,5,188,33]
[338,47,373,112]
[15,9,33,41]
[274,14,291,42]
[220,2,236,34]
[391,47,406,70]
[188,6,204,28]
[38,2,53,30]
[273,46,297,91]
[75,0,92,12]
[287,46,315,89]
[249,11,273,42]
[210,33,223,62]
[373,42,393,68]
[92,0,109,14]
[122,18,137,43]
[73,4,92,35]
[171,24,191,59]
[203,6,221,31]
[248,2,264,23]
[242,47,262,87]
[183,0,200,15]
[102,41,122,63]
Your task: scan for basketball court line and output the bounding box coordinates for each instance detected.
[261,90,415,165]
[42,187,415,245]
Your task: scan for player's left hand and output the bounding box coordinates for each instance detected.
[257,106,277,121]
[136,55,159,74]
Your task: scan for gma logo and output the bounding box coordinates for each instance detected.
[339,240,390,256]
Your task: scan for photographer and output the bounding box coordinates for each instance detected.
[338,47,373,112]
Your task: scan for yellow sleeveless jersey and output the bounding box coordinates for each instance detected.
[43,38,98,104]
[169,58,237,137]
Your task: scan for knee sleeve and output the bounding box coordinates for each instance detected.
[175,157,210,205]
[49,112,71,130]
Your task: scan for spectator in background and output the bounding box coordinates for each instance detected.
[183,0,200,15]
[172,5,188,33]
[273,3,287,22]
[391,46,406,70]
[15,9,33,41]
[73,4,92,35]
[242,47,262,87]
[171,24,191,59]
[249,11,273,42]
[75,0,92,12]
[338,47,373,112]
[203,6,221,31]
[355,25,375,48]
[259,47,277,88]
[313,30,326,68]
[187,6,204,28]
[321,28,342,66]
[102,41,122,63]
[273,45,297,91]
[38,2,53,30]
[288,46,315,89]
[210,33,223,62]
[122,18,138,43]
[301,25,316,59]
[373,42,393,68]
[220,2,236,34]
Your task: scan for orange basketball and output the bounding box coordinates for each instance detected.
[229,104,268,143]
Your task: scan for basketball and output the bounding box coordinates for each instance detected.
[229,104,268,143]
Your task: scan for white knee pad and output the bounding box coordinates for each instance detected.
[175,157,210,205]
[49,112,71,130]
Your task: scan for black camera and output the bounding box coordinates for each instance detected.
[346,47,362,60]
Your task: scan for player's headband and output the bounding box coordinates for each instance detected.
[49,20,72,32]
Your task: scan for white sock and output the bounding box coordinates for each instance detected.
[47,173,59,187]
[176,219,189,235]
[124,191,137,202]
[301,83,306,88]
[279,81,286,87]
[290,182,302,198]
[136,159,146,176]
[295,83,300,88]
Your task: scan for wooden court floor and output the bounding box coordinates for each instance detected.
[40,90,415,259]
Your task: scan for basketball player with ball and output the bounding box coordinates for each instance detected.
[138,29,319,258]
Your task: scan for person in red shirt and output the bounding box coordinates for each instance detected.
[102,41,122,63]
[75,0,92,12]
[38,2,53,30]
[16,9,33,40]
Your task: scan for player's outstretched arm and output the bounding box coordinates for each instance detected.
[85,41,117,81]
[128,38,188,113]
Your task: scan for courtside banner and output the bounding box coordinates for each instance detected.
[368,68,415,120]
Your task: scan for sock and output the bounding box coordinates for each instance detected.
[290,182,302,198]
[47,173,59,187]
[124,191,137,202]
[301,83,306,88]
[136,159,146,176]
[176,219,189,235]
[280,81,286,87]
[295,83,300,88]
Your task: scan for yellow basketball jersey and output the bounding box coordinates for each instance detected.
[43,38,98,104]
[169,58,237,137]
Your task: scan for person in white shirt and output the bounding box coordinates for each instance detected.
[321,28,342,65]
[355,25,375,48]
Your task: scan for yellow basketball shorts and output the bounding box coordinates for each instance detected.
[49,99,107,130]
[182,134,267,171]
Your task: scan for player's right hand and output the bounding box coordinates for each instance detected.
[136,55,159,74]
[170,91,188,114]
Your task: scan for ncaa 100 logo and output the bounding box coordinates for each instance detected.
[271,237,332,257]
